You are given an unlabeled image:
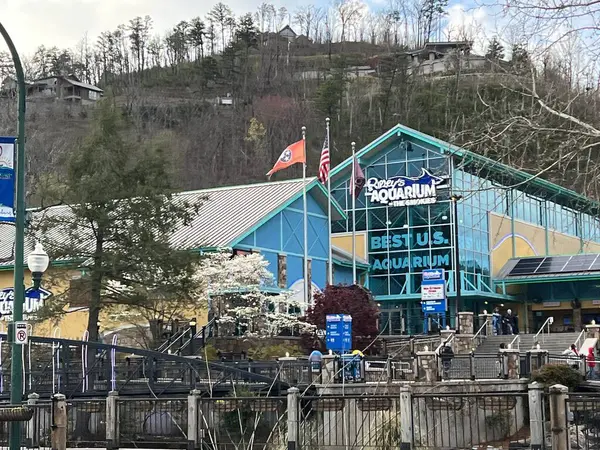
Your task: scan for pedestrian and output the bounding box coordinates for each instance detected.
[492,308,502,335]
[587,347,596,379]
[503,309,515,335]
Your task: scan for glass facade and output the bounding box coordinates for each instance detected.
[332,133,600,334]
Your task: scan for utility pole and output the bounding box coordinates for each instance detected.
[0,21,27,450]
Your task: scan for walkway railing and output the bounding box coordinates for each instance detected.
[533,316,554,344]
[472,319,489,349]
[509,334,520,350]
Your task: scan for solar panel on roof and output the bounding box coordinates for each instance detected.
[535,256,572,274]
[508,258,544,276]
[561,254,598,273]
[588,255,600,272]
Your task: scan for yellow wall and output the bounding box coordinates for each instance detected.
[0,268,207,340]
[332,232,367,260]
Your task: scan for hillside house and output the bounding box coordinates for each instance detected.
[406,41,486,75]
[279,25,297,41]
[27,75,103,104]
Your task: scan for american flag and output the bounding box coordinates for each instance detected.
[318,133,330,183]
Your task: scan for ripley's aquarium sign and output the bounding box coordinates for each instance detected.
[365,169,447,207]
[0,287,52,321]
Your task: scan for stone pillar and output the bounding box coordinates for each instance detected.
[573,304,582,332]
[549,384,569,450]
[458,312,474,335]
[439,329,455,348]
[321,355,337,384]
[454,334,474,354]
[528,350,549,374]
[106,391,119,449]
[26,393,39,448]
[528,382,544,450]
[278,356,299,385]
[51,393,67,450]
[187,389,201,449]
[416,350,438,383]
[287,387,300,450]
[278,254,287,288]
[586,324,600,341]
[399,385,412,450]
[478,313,493,336]
[499,349,520,379]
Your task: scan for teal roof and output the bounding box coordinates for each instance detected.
[330,123,600,214]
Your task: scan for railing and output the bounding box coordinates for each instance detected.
[533,316,554,344]
[509,334,520,350]
[472,319,489,349]
[435,333,455,354]
[574,328,587,352]
[177,318,216,356]
[157,326,192,354]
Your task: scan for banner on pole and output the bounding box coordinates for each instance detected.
[0,137,15,223]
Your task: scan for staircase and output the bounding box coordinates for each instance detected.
[474,332,582,355]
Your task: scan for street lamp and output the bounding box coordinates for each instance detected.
[0,20,28,450]
[27,243,49,289]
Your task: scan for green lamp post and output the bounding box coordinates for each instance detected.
[0,21,28,450]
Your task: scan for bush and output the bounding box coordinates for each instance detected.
[200,344,219,361]
[247,343,304,360]
[531,364,582,390]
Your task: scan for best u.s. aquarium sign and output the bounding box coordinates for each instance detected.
[0,287,52,321]
[365,169,448,207]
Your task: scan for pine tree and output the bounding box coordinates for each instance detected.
[486,37,505,61]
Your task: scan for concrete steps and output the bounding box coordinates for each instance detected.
[474,332,581,355]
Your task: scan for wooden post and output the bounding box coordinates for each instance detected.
[528,382,544,450]
[26,393,39,448]
[549,384,569,450]
[51,393,67,450]
[399,385,412,450]
[287,387,300,450]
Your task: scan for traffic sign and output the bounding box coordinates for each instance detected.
[326,314,352,353]
[15,321,27,345]
[421,269,447,314]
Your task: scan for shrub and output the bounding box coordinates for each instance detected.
[531,364,581,390]
[247,343,304,360]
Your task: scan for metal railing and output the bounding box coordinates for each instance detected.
[574,328,587,352]
[533,316,554,344]
[509,334,520,350]
[435,333,455,354]
[472,319,489,349]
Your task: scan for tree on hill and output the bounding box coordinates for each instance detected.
[31,98,202,345]
[486,37,504,61]
[305,285,380,353]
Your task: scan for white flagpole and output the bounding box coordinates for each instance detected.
[302,126,309,305]
[351,141,357,285]
[326,118,333,286]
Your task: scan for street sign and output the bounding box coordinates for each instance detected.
[14,321,27,345]
[421,269,446,314]
[326,314,352,353]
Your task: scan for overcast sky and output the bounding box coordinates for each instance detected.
[1,0,492,56]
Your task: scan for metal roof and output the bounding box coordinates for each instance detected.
[0,178,346,269]
[332,245,369,268]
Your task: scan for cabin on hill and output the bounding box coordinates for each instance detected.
[0,75,103,104]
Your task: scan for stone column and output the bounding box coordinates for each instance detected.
[439,329,455,348]
[416,350,438,383]
[399,385,412,450]
[321,355,337,384]
[478,313,493,336]
[187,389,201,449]
[458,312,474,335]
[499,348,520,379]
[277,254,287,288]
[278,356,299,385]
[51,393,67,450]
[528,382,544,450]
[528,350,549,374]
[106,391,119,449]
[586,324,600,341]
[287,387,300,450]
[549,384,569,450]
[26,393,39,448]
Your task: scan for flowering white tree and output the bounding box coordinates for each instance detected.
[199,250,315,337]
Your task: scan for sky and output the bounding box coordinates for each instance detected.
[0,0,494,56]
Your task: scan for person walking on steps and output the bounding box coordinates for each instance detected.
[586,347,596,380]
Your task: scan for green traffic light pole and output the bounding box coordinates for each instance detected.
[0,21,27,450]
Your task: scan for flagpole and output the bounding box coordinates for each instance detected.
[302,126,309,306]
[351,141,357,285]
[326,118,333,286]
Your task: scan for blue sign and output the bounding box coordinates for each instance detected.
[0,137,15,223]
[421,269,446,314]
[0,287,52,320]
[365,169,448,207]
[326,314,352,353]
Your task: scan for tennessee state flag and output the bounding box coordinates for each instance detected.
[267,140,305,177]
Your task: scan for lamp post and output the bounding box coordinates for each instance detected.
[451,194,463,327]
[0,21,28,450]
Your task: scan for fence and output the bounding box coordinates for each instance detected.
[566,393,600,450]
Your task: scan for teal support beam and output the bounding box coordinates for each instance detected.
[510,191,516,257]
[0,21,26,450]
[544,200,550,256]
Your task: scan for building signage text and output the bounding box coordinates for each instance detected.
[0,287,52,321]
[371,231,449,250]
[364,169,447,207]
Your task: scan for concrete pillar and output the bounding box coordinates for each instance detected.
[528,350,549,374]
[549,384,569,450]
[321,355,337,384]
[454,334,475,354]
[51,393,67,450]
[287,387,300,450]
[278,356,299,385]
[478,313,493,336]
[399,385,412,450]
[187,389,201,449]
[26,393,39,448]
[458,312,474,334]
[439,329,455,348]
[106,390,119,449]
[528,382,544,450]
[586,324,600,341]
[416,350,438,383]
[499,349,520,379]
[573,305,582,332]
